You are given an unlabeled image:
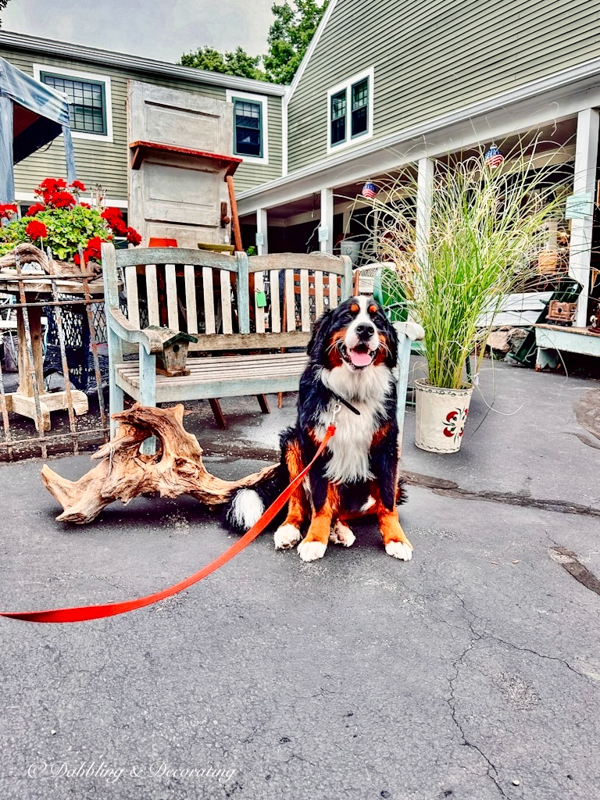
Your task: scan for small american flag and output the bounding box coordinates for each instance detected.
[362,181,378,199]
[485,144,504,168]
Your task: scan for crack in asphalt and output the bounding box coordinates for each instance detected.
[444,589,597,799]
[452,591,591,684]
[399,470,600,518]
[446,618,509,799]
[206,444,600,520]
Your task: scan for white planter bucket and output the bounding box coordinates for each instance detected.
[414,379,474,453]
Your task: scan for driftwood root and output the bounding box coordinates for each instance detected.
[41,404,277,524]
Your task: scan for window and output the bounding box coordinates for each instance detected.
[327,68,374,152]
[34,65,113,141]
[226,90,269,164]
[330,90,346,145]
[234,99,262,157]
[351,78,369,137]
[41,72,106,135]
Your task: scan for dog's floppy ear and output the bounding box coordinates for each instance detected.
[307,308,334,361]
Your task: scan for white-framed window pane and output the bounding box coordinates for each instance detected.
[41,72,107,136]
[234,99,263,157]
[351,78,369,137]
[331,90,346,145]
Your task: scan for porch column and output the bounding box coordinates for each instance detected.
[570,108,599,328]
[416,157,434,269]
[256,208,268,255]
[319,187,334,253]
[0,93,15,204]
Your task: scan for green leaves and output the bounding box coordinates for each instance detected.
[0,205,111,261]
[179,0,329,85]
[179,46,267,81]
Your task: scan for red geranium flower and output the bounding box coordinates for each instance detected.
[109,217,127,235]
[101,206,124,223]
[49,191,76,209]
[25,220,48,240]
[79,202,91,209]
[85,236,105,261]
[126,227,142,246]
[36,178,67,204]
[70,180,87,192]
[24,203,47,217]
[0,203,18,220]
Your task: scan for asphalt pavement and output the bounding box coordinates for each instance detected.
[1,360,599,800]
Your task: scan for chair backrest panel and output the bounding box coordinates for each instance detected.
[202,266,215,335]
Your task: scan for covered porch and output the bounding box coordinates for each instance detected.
[238,66,600,363]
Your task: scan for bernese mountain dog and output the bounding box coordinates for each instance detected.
[225,295,412,563]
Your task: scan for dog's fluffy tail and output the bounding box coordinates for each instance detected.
[223,466,285,535]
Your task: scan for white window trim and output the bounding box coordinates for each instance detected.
[327,67,374,155]
[226,89,269,165]
[33,63,114,143]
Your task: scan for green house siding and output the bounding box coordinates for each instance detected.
[287,0,600,173]
[0,46,282,202]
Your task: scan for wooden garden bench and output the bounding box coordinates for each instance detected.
[101,245,354,445]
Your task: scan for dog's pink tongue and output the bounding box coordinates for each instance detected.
[349,349,372,367]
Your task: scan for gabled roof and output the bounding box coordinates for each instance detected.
[0,30,286,96]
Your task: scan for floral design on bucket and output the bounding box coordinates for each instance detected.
[443,407,469,442]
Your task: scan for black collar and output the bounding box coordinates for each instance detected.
[328,389,361,416]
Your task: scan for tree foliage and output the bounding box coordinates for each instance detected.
[0,0,10,27]
[179,0,329,85]
[179,46,267,81]
[264,0,329,85]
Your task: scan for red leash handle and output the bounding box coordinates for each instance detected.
[1,426,336,624]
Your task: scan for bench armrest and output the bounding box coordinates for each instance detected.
[393,321,425,342]
[107,309,199,354]
[107,308,162,355]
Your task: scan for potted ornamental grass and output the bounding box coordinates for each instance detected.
[365,143,568,452]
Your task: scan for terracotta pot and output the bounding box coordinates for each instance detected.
[414,379,473,453]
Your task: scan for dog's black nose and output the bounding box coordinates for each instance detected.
[356,323,375,340]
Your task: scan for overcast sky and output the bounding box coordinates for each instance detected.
[2,0,275,62]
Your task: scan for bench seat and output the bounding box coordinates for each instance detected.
[115,352,309,404]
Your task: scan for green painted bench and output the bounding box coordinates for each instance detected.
[101,244,420,452]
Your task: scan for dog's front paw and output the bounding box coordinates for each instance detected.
[298,540,327,562]
[274,524,302,550]
[329,521,356,547]
[385,540,413,561]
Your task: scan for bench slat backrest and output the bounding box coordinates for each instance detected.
[102,245,354,352]
[103,245,242,351]
[248,252,353,338]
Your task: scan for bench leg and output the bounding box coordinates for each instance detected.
[140,348,157,454]
[108,327,124,440]
[257,394,270,414]
[278,392,284,409]
[208,398,228,430]
[109,376,124,440]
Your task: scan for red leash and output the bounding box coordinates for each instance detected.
[0,425,336,624]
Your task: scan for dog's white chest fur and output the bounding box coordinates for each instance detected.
[318,363,392,483]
